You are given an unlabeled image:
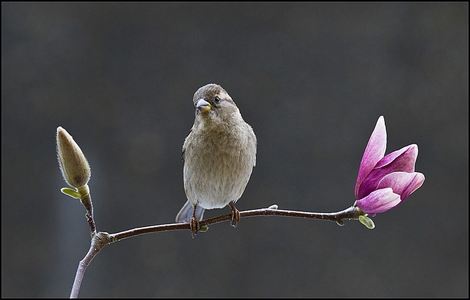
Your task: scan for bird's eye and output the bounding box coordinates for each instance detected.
[214,96,221,104]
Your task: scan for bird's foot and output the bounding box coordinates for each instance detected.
[190,217,200,238]
[229,202,240,228]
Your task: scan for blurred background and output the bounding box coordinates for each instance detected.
[1,2,468,297]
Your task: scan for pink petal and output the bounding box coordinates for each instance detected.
[355,116,387,198]
[375,144,418,170]
[356,144,419,199]
[377,172,425,201]
[355,188,401,214]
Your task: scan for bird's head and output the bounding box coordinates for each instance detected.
[192,84,240,125]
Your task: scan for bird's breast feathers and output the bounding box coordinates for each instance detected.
[183,123,256,209]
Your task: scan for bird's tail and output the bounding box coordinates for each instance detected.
[175,200,205,223]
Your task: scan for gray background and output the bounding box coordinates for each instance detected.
[2,2,468,298]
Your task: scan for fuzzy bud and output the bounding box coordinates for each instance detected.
[56,127,91,188]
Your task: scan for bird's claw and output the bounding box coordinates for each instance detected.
[190,217,200,238]
[229,202,240,228]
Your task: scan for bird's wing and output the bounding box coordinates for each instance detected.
[249,124,257,168]
[182,128,192,163]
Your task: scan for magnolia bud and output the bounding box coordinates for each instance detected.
[56,127,91,188]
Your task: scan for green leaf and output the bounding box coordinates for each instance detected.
[359,215,375,230]
[199,224,209,232]
[61,187,81,199]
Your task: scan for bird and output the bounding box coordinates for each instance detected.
[175,83,257,235]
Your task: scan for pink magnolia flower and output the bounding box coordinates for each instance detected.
[354,116,425,214]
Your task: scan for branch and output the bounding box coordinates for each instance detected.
[69,204,362,298]
[110,205,360,242]
[79,192,96,235]
[70,232,109,298]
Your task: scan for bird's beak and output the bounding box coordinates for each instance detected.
[196,99,211,113]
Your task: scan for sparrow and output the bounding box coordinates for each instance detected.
[175,83,257,235]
